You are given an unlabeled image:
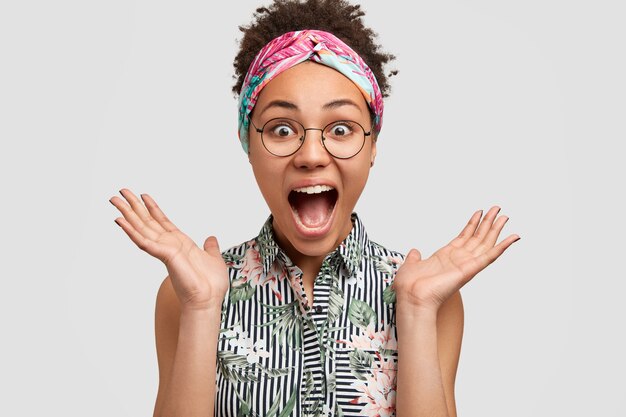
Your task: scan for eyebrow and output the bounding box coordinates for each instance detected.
[258,98,363,117]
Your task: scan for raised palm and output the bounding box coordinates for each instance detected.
[393,206,520,311]
[110,188,229,310]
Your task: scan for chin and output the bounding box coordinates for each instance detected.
[272,198,351,258]
[286,184,339,240]
[286,227,343,256]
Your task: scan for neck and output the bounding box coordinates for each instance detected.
[271,233,332,274]
[271,214,354,274]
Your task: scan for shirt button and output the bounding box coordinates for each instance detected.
[315,305,323,313]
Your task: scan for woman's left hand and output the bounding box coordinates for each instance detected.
[393,206,520,313]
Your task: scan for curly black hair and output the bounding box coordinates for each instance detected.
[232,0,397,98]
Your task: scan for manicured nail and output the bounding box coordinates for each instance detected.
[514,236,521,242]
[114,219,121,227]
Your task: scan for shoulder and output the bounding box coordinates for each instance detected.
[368,239,405,260]
[220,238,253,263]
[219,236,260,278]
[366,239,406,276]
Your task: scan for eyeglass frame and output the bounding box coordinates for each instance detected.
[249,116,373,159]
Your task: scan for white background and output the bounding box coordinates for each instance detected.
[1,0,624,415]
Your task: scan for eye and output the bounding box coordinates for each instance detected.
[327,122,355,137]
[272,125,296,137]
[265,119,300,138]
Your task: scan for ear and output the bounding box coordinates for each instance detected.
[246,138,253,163]
[370,135,377,167]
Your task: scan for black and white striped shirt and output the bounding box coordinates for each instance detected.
[217,212,405,417]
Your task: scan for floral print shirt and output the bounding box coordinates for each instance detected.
[216,212,405,417]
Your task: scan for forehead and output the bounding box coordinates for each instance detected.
[254,61,369,115]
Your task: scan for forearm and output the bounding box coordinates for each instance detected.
[395,305,449,417]
[158,306,222,417]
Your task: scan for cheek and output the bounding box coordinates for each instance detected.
[339,160,371,203]
[250,157,286,207]
[249,140,273,183]
[252,162,275,189]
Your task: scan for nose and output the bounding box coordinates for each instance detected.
[292,128,331,169]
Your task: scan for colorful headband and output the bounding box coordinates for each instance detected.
[237,29,384,153]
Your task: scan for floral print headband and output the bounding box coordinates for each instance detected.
[237,29,384,153]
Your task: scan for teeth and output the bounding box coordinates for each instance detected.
[292,185,334,194]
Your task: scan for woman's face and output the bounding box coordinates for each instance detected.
[248,61,377,260]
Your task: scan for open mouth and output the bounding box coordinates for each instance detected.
[288,185,338,230]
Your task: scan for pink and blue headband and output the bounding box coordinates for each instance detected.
[237,29,384,153]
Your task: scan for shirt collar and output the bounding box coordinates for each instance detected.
[257,212,370,277]
[256,215,281,276]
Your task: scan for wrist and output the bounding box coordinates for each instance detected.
[181,295,225,312]
[395,303,439,345]
[180,303,223,319]
[395,298,438,320]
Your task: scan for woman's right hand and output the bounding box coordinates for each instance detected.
[110,188,229,311]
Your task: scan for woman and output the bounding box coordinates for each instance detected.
[109,1,520,416]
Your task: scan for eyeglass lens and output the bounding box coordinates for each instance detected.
[260,118,367,158]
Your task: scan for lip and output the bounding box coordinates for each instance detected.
[287,178,338,193]
[286,178,339,239]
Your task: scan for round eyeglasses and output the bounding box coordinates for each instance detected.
[250,117,372,159]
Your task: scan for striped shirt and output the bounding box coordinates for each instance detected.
[216,212,405,417]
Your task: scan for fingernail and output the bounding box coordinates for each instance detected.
[514,236,521,242]
[114,219,121,227]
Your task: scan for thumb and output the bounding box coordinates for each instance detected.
[407,248,422,262]
[203,235,221,255]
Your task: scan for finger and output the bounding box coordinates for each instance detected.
[473,234,520,271]
[120,189,167,234]
[405,248,422,263]
[203,235,222,255]
[114,217,163,257]
[479,214,509,251]
[451,210,483,246]
[466,205,501,251]
[110,195,160,241]
[141,193,179,233]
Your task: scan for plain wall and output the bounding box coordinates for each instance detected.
[1,0,624,415]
